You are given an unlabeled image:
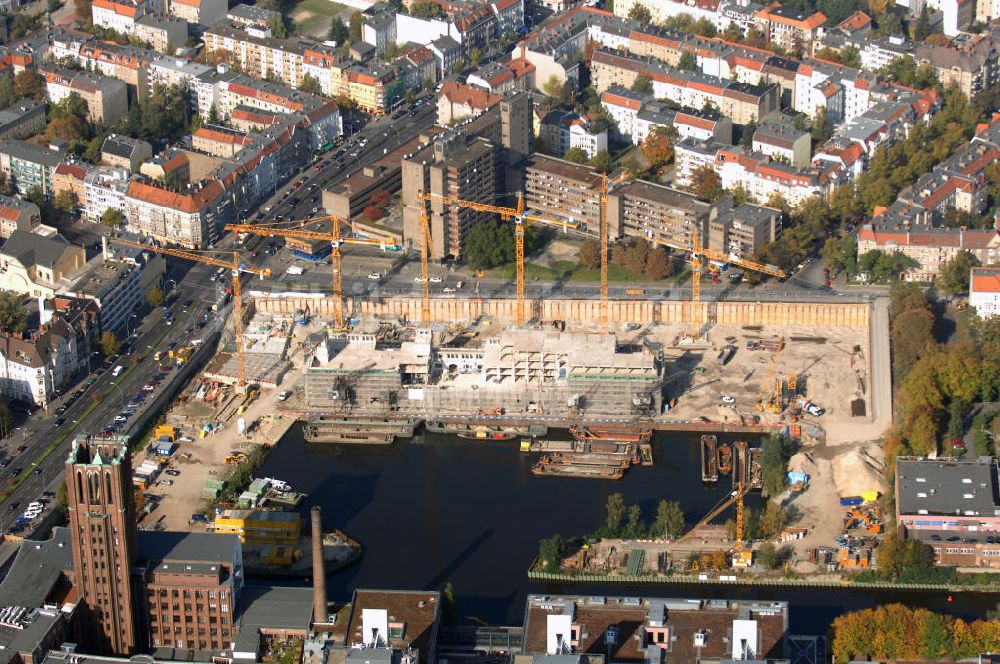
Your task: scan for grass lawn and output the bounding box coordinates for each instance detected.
[487,262,564,281]
[293,0,345,15]
[291,0,345,35]
[557,260,645,283]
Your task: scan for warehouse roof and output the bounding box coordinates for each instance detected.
[896,457,1000,517]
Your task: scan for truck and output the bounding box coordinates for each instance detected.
[286,265,305,275]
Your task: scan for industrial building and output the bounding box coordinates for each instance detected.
[303,329,663,416]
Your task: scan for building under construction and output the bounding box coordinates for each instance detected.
[302,328,665,418]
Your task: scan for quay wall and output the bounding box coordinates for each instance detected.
[253,295,871,329]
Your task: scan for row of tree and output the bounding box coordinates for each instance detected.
[577,238,674,281]
[595,493,686,540]
[831,604,1000,663]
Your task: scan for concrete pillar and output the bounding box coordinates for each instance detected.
[311,506,328,624]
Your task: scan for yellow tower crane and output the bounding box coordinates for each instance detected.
[111,237,271,389]
[597,171,631,329]
[417,191,575,326]
[224,217,396,331]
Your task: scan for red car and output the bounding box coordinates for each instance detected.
[15,445,26,454]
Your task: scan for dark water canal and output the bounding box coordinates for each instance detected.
[258,425,999,633]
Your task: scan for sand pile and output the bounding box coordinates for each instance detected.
[831,447,886,497]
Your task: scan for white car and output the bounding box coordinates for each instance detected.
[414,277,427,283]
[368,272,381,280]
[721,395,736,404]
[114,415,127,422]
[277,391,291,401]
[442,287,456,294]
[430,276,443,283]
[178,436,193,442]
[802,400,825,417]
[161,479,174,486]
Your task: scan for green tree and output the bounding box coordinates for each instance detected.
[628,2,652,21]
[538,534,565,572]
[631,74,653,94]
[811,106,832,143]
[605,492,625,535]
[100,330,121,357]
[756,541,778,569]
[653,499,685,539]
[102,208,124,228]
[0,71,15,110]
[741,118,757,150]
[760,433,789,497]
[25,186,46,211]
[328,16,349,44]
[462,220,515,269]
[578,239,600,269]
[625,504,644,537]
[937,249,980,297]
[410,1,442,18]
[678,51,698,71]
[348,11,364,42]
[564,147,588,163]
[760,501,787,537]
[590,150,612,173]
[441,582,459,625]
[912,5,930,40]
[299,73,321,94]
[469,47,481,68]
[146,285,164,308]
[54,190,77,214]
[268,14,287,38]
[0,292,27,334]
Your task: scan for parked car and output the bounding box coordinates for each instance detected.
[165,469,180,477]
[191,513,207,522]
[160,479,174,486]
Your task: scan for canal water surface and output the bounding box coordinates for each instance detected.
[258,425,999,633]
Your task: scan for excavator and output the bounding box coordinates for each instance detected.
[843,507,882,534]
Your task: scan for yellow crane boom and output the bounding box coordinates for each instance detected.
[598,172,631,329]
[111,236,271,389]
[417,191,576,326]
[224,218,395,331]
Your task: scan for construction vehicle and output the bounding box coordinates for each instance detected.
[416,191,576,326]
[843,507,883,534]
[225,452,248,465]
[224,218,395,332]
[112,237,271,390]
[756,338,785,413]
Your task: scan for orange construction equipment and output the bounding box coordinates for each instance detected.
[225,218,395,331]
[843,507,883,534]
[113,237,270,390]
[416,191,575,326]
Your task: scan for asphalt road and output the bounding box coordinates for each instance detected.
[0,259,228,529]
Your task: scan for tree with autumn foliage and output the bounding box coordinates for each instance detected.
[689,165,723,202]
[640,126,677,168]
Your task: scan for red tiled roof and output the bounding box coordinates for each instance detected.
[92,0,138,18]
[508,57,534,77]
[971,267,1000,293]
[55,162,89,180]
[127,179,223,213]
[438,81,501,110]
[860,226,1000,249]
[838,11,871,31]
[755,3,826,30]
[601,91,641,111]
[675,112,716,131]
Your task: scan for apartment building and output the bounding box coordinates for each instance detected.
[204,22,307,88]
[523,154,602,233]
[192,125,255,157]
[428,35,462,76]
[0,98,45,140]
[0,140,66,197]
[606,180,712,247]
[83,165,130,223]
[437,81,501,125]
[92,0,145,35]
[41,68,129,126]
[716,145,832,205]
[226,2,279,30]
[146,55,212,95]
[122,180,225,248]
[915,36,999,100]
[753,3,826,56]
[591,49,779,125]
[101,135,153,173]
[613,0,720,27]
[751,123,811,168]
[970,266,1000,318]
[79,41,155,91]
[468,61,529,95]
[134,14,188,52]
[0,193,40,238]
[168,0,226,28]
[601,86,732,145]
[0,230,86,299]
[708,197,782,258]
[896,457,1000,568]
[51,161,90,209]
[858,223,1000,281]
[400,129,498,259]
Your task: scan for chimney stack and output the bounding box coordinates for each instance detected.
[311,506,328,624]
[102,234,111,261]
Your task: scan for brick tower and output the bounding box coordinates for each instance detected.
[65,437,140,655]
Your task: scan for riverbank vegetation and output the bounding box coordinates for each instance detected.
[831,604,1000,663]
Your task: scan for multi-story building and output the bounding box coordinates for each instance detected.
[857,223,1000,281]
[134,14,188,52]
[50,162,90,211]
[751,123,812,168]
[708,197,782,258]
[101,135,153,173]
[428,35,462,76]
[41,67,130,125]
[362,12,396,55]
[538,110,609,159]
[210,509,300,545]
[0,98,46,140]
[203,22,306,88]
[83,165,131,223]
[0,140,67,197]
[400,129,498,259]
[0,231,86,299]
[896,456,1000,568]
[0,193,40,238]
[79,41,155,91]
[970,266,1000,318]
[226,2,279,30]
[168,0,226,28]
[753,3,826,56]
[122,179,225,248]
[523,154,602,233]
[192,125,255,157]
[607,180,711,247]
[613,0,720,27]
[436,81,501,125]
[915,36,999,100]
[92,0,145,35]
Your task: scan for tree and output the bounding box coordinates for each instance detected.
[625,504,644,537]
[937,250,980,297]
[9,13,41,39]
[912,5,930,40]
[590,150,612,173]
[689,165,723,202]
[102,208,124,228]
[463,220,516,269]
[14,70,42,99]
[760,501,787,537]
[645,246,673,280]
[441,582,459,625]
[146,285,164,308]
[640,126,676,167]
[362,204,384,220]
[811,106,832,143]
[410,1,442,18]
[678,51,698,71]
[564,147,588,163]
[653,500,685,539]
[0,292,27,334]
[268,14,287,38]
[100,330,121,357]
[299,73,321,94]
[760,433,789,497]
[537,534,565,572]
[469,47,481,68]
[329,16,349,44]
[73,0,92,22]
[741,118,757,150]
[627,2,652,22]
[348,11,364,42]
[605,492,625,535]
[25,186,46,211]
[578,239,600,269]
[631,74,653,94]
[54,190,77,214]
[756,541,778,569]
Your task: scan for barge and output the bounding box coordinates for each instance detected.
[569,425,652,444]
[701,435,718,483]
[426,421,548,440]
[718,442,733,475]
[302,416,419,444]
[532,456,624,480]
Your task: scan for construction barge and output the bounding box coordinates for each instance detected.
[701,435,718,483]
[425,421,548,440]
[302,416,419,444]
[529,426,653,479]
[243,529,361,579]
